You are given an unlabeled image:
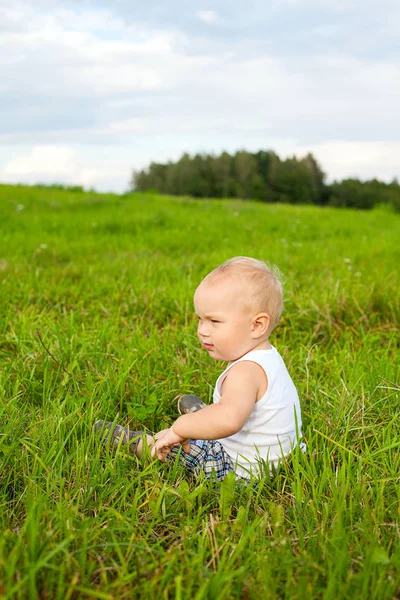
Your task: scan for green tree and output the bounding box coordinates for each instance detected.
[268,155,324,204]
[233,151,258,199]
[301,153,326,204]
[130,148,400,211]
[328,179,377,209]
[212,152,234,198]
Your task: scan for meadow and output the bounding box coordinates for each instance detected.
[0,184,399,599]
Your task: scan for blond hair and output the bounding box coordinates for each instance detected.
[204,256,284,333]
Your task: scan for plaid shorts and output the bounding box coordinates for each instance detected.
[168,439,234,480]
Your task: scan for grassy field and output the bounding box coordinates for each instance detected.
[0,184,399,599]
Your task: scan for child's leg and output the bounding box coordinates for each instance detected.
[94,420,153,457]
[94,420,236,480]
[168,439,234,480]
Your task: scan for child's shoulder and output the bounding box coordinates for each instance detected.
[221,351,272,397]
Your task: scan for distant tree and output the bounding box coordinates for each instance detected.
[129,148,400,211]
[212,152,234,197]
[191,154,213,197]
[254,150,274,179]
[132,169,146,191]
[301,153,326,204]
[233,151,258,199]
[268,157,310,204]
[169,154,196,196]
[328,179,377,209]
[250,150,277,201]
[263,152,282,202]
[133,162,168,193]
[385,179,400,212]
[249,174,269,201]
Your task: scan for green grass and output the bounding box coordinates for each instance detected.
[0,184,399,599]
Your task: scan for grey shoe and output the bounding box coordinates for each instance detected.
[94,420,145,453]
[177,394,207,415]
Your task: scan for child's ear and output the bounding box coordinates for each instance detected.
[251,313,270,338]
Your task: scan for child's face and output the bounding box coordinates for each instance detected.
[193,277,256,362]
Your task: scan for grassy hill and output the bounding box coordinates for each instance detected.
[0,184,399,598]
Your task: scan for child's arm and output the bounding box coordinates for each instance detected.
[153,361,267,459]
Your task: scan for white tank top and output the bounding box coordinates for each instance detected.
[213,347,303,478]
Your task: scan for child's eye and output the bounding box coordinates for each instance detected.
[210,319,220,324]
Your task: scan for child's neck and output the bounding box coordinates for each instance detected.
[228,340,272,365]
[252,339,272,352]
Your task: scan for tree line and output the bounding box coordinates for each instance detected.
[132,150,400,211]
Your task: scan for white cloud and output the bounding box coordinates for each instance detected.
[0,145,133,192]
[0,4,228,106]
[3,146,75,178]
[196,10,218,24]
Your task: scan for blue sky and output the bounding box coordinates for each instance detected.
[0,0,399,192]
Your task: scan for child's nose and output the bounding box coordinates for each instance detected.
[198,321,209,337]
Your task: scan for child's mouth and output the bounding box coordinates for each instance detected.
[202,342,214,351]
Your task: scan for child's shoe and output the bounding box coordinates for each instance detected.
[94,420,145,453]
[177,394,207,415]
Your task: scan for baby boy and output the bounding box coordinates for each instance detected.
[96,257,303,480]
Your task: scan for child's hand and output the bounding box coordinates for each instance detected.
[152,427,190,461]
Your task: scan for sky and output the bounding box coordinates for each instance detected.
[0,0,399,193]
